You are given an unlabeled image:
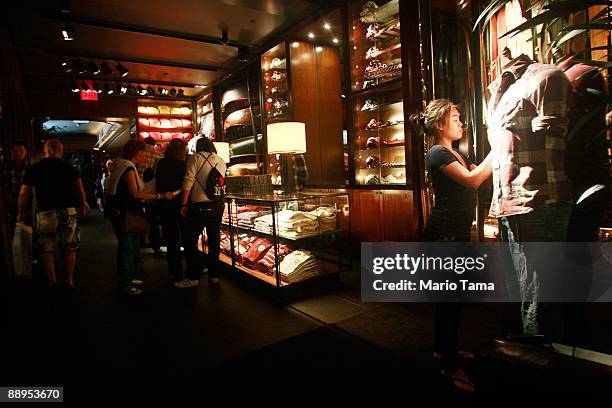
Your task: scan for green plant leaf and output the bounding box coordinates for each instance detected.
[473,0,508,32]
[553,28,587,48]
[500,9,575,39]
[574,59,612,69]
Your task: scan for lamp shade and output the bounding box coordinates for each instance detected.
[267,122,307,154]
[213,142,231,163]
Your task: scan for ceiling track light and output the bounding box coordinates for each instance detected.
[61,22,75,41]
[71,81,80,93]
[177,88,185,97]
[146,86,155,96]
[116,62,129,77]
[89,60,100,75]
[159,87,168,96]
[100,61,112,75]
[136,85,146,95]
[105,83,114,95]
[72,59,87,75]
[120,84,128,95]
[169,88,177,97]
[93,83,103,94]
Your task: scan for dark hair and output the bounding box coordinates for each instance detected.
[409,99,459,143]
[165,139,187,159]
[195,137,216,153]
[122,139,147,159]
[143,136,156,146]
[12,141,27,149]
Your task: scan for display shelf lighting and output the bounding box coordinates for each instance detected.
[324,23,331,30]
[116,62,129,77]
[61,23,75,41]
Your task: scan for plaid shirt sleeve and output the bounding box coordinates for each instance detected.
[293,154,309,191]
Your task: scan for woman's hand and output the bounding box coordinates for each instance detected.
[160,191,174,200]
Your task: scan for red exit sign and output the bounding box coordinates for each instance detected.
[80,90,98,101]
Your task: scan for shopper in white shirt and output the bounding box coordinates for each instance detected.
[177,137,227,288]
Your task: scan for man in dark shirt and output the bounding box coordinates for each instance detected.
[3,142,30,236]
[17,139,89,288]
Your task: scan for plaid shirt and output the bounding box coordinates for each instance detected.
[3,160,28,205]
[487,56,571,217]
[136,145,163,176]
[293,154,309,191]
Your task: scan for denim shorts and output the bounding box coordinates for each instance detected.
[36,208,79,252]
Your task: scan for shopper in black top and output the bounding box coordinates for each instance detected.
[155,139,189,281]
[412,99,492,393]
[18,139,89,288]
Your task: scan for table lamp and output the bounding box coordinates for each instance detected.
[267,122,307,193]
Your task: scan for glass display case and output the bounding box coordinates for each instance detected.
[261,43,290,122]
[196,92,215,139]
[137,99,194,143]
[201,192,350,288]
[349,0,407,187]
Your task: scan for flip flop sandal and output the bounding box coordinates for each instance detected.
[441,369,475,393]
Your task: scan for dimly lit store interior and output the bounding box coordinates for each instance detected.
[1,0,611,404]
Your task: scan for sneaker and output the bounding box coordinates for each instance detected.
[127,287,142,296]
[174,279,200,289]
[131,279,144,286]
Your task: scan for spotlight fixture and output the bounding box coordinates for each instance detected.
[100,61,112,75]
[105,83,114,95]
[146,86,155,96]
[89,60,100,75]
[71,81,81,93]
[120,84,128,95]
[169,88,177,97]
[73,59,86,75]
[59,57,72,73]
[159,87,168,96]
[324,23,331,30]
[333,38,339,44]
[93,83,103,94]
[136,85,146,96]
[308,32,315,39]
[116,62,129,77]
[61,22,75,41]
[177,88,184,97]
[237,46,249,62]
[127,85,136,95]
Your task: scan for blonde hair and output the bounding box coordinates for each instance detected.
[410,99,459,143]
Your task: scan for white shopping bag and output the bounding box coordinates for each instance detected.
[12,223,33,278]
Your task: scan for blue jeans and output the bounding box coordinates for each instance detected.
[499,203,571,337]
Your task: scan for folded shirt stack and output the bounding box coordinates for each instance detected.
[238,211,266,229]
[256,243,293,276]
[279,250,319,283]
[277,210,319,239]
[222,207,238,225]
[254,214,274,234]
[309,207,337,232]
[241,237,274,269]
[233,235,258,261]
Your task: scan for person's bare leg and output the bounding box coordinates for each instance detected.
[40,253,57,285]
[64,250,77,288]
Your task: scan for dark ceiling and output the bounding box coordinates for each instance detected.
[2,0,330,97]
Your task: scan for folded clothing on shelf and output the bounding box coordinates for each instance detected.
[364,174,381,185]
[366,136,380,148]
[254,214,274,234]
[361,99,378,111]
[309,206,337,232]
[279,250,319,283]
[241,237,274,269]
[257,243,293,275]
[365,155,380,168]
